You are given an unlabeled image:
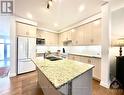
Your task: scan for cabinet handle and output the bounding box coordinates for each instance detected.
[88,59,91,63]
[26,32,29,35]
[76,41,78,44]
[91,39,94,43]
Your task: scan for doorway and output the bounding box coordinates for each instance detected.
[0,37,10,78]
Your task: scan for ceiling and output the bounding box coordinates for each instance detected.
[15,0,123,32]
[110,0,124,11]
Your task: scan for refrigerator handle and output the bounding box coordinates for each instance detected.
[27,38,29,59]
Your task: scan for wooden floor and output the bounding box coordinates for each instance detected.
[0,71,124,95]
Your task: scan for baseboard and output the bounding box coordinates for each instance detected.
[100,81,110,88]
[9,72,16,77]
[93,77,101,82]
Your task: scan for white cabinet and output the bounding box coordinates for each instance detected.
[45,32,58,46]
[18,60,36,74]
[68,54,101,80]
[72,27,83,45]
[91,58,101,80]
[59,19,101,46]
[91,20,101,45]
[80,56,101,80]
[68,54,81,62]
[59,31,72,46]
[37,30,59,46]
[16,22,36,37]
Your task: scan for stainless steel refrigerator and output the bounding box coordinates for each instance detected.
[17,37,36,74]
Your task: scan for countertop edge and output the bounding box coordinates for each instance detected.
[69,53,101,59]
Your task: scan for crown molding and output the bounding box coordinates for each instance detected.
[59,13,102,33]
[15,16,37,26]
[37,27,58,33]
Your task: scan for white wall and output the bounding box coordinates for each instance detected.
[110,7,124,77]
[0,16,10,36]
[111,7,124,40]
[10,16,17,77]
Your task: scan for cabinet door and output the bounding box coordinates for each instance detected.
[68,55,81,62]
[76,26,84,45]
[28,25,36,37]
[80,56,92,64]
[68,55,74,60]
[92,58,101,80]
[37,30,46,39]
[50,32,58,45]
[16,22,36,37]
[72,28,79,45]
[83,23,92,45]
[91,19,101,45]
[59,32,67,45]
[63,32,68,41]
[74,55,81,62]
[16,22,28,36]
[59,33,63,46]
[67,30,72,41]
[45,32,58,46]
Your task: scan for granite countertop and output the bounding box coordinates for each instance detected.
[69,53,101,58]
[33,58,94,89]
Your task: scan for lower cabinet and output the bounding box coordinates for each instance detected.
[68,54,101,80]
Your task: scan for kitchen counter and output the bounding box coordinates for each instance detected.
[69,53,101,59]
[33,58,94,95]
[33,58,94,88]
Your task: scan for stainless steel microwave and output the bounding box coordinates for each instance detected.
[36,38,45,45]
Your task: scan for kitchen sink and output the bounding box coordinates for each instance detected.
[46,56,62,61]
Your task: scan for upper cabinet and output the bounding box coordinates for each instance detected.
[91,20,101,45]
[59,31,72,46]
[45,32,59,46]
[16,22,37,37]
[59,19,101,46]
[37,30,59,46]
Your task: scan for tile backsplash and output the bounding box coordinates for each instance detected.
[62,45,101,56]
[36,45,101,56]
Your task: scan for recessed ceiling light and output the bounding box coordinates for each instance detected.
[27,13,33,19]
[79,5,85,12]
[54,23,59,27]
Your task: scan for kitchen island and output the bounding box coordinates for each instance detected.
[33,58,94,95]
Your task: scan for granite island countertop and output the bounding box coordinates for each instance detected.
[33,58,94,89]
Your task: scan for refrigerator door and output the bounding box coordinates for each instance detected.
[18,59,36,74]
[28,38,36,59]
[18,37,28,60]
[17,37,36,74]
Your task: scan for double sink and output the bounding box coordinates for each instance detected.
[46,56,62,61]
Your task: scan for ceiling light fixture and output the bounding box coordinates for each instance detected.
[48,0,53,6]
[79,5,85,12]
[47,0,53,9]
[54,23,59,27]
